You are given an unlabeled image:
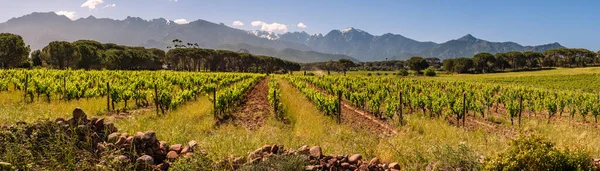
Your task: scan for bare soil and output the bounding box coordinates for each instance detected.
[231,78,272,130]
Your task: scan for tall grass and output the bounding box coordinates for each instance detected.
[0,92,108,125]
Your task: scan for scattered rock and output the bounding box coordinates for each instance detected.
[166,151,179,160]
[188,140,197,150]
[389,162,401,170]
[157,162,170,170]
[134,132,144,142]
[107,133,120,143]
[104,122,118,133]
[126,136,134,144]
[136,155,154,165]
[349,154,362,163]
[309,146,322,158]
[298,145,310,154]
[72,107,86,119]
[262,145,272,152]
[170,144,182,153]
[115,155,129,162]
[305,165,322,170]
[233,157,246,166]
[181,146,190,154]
[341,162,350,168]
[270,145,279,154]
[142,131,157,143]
[369,157,380,165]
[115,136,126,146]
[160,141,168,150]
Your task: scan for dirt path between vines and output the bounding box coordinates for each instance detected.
[341,104,398,135]
[298,80,398,136]
[231,78,272,130]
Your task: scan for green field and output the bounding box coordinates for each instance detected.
[2,68,600,170]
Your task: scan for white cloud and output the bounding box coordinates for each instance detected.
[250,21,288,33]
[169,0,178,2]
[104,3,116,8]
[297,22,307,29]
[81,0,104,9]
[55,11,76,20]
[174,19,189,24]
[250,21,262,27]
[232,21,244,27]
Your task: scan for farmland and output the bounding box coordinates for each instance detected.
[2,68,600,170]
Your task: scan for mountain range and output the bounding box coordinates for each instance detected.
[0,12,565,63]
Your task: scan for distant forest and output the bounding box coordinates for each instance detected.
[0,33,300,73]
[1,32,599,74]
[303,48,600,74]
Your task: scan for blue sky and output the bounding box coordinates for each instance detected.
[2,0,599,50]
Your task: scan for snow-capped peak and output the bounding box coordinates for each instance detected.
[340,27,365,34]
[340,27,354,33]
[247,30,280,40]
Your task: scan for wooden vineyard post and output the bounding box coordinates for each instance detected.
[213,89,217,120]
[273,89,278,119]
[106,82,111,112]
[337,90,342,124]
[518,95,523,127]
[399,91,403,126]
[462,92,467,127]
[154,84,159,116]
[23,74,28,103]
[63,77,67,101]
[303,71,306,76]
[213,87,217,120]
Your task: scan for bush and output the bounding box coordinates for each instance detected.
[424,68,436,77]
[0,121,102,170]
[398,69,409,76]
[484,134,592,171]
[170,154,215,171]
[428,143,481,170]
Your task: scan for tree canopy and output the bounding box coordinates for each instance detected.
[0,33,30,68]
[407,56,429,73]
[444,48,600,74]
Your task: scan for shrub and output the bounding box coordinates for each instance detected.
[428,143,481,170]
[398,69,409,76]
[484,134,592,171]
[170,154,215,171]
[0,121,102,170]
[424,68,436,77]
